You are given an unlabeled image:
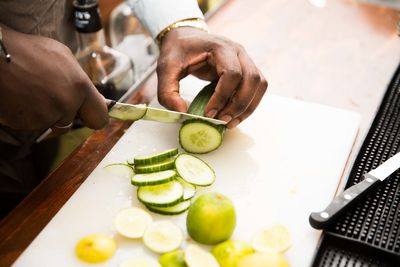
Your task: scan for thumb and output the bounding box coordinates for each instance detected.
[156,59,187,112]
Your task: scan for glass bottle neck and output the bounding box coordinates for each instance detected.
[77,29,106,52]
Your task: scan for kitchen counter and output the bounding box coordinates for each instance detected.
[0,0,399,265]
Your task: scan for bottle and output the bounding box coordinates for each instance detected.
[73,0,135,101]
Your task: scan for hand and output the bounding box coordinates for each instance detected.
[157,27,267,129]
[0,26,108,133]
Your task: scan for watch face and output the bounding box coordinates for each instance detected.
[359,0,400,10]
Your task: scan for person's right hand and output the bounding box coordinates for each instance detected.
[0,26,108,134]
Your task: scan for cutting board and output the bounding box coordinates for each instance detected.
[13,80,360,267]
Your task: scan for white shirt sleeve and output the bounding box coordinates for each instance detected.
[126,0,205,39]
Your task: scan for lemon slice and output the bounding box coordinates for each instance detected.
[119,258,161,267]
[114,208,153,238]
[143,221,183,253]
[184,244,219,267]
[252,224,291,254]
[75,234,116,263]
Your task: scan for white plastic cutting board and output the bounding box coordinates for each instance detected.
[14,81,360,267]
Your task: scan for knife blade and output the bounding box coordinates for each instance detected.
[309,152,400,229]
[106,99,227,125]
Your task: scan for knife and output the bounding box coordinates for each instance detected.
[309,152,400,230]
[106,99,227,125]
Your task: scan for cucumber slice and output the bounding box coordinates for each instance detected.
[131,170,177,186]
[135,157,175,174]
[143,221,183,254]
[109,103,147,121]
[104,163,134,179]
[177,177,196,200]
[175,154,215,186]
[146,199,191,215]
[138,180,183,207]
[179,83,225,154]
[119,258,161,267]
[113,208,152,238]
[133,148,179,166]
[184,244,219,267]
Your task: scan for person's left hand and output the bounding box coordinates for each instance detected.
[156,27,268,129]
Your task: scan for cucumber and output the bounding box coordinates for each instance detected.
[177,177,196,200]
[133,148,179,166]
[179,82,226,154]
[109,103,147,121]
[134,157,175,174]
[104,163,134,179]
[131,170,177,186]
[137,180,183,207]
[146,199,192,215]
[175,154,215,186]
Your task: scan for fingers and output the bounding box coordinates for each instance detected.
[51,116,74,134]
[156,55,188,112]
[204,48,243,119]
[227,71,268,129]
[78,82,109,129]
[217,49,264,126]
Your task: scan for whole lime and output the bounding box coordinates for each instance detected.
[159,250,187,267]
[212,240,254,267]
[186,192,236,245]
[75,234,116,263]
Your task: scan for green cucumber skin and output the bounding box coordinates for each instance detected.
[145,204,190,215]
[134,159,175,174]
[137,192,183,208]
[131,175,176,186]
[180,82,226,154]
[133,148,179,166]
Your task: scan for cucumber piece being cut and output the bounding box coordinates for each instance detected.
[134,157,175,174]
[138,180,183,207]
[177,177,196,200]
[146,199,192,215]
[133,148,179,166]
[175,154,215,186]
[109,103,147,121]
[131,170,177,186]
[179,82,226,154]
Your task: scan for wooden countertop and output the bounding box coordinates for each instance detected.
[0,0,399,265]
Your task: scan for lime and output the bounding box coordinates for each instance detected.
[237,253,290,267]
[120,258,161,267]
[114,207,153,238]
[143,221,183,253]
[159,250,187,267]
[212,240,254,267]
[186,192,236,245]
[252,224,291,253]
[184,244,219,267]
[75,234,116,263]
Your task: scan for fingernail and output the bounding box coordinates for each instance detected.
[206,109,218,118]
[228,119,240,129]
[220,115,232,123]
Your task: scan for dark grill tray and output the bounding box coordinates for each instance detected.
[312,64,400,266]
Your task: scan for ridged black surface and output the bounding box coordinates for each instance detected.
[312,64,400,266]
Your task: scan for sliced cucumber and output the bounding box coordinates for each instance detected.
[131,170,177,186]
[138,180,183,207]
[134,157,175,174]
[179,82,225,154]
[104,163,134,179]
[143,221,183,254]
[109,103,147,121]
[175,154,215,186]
[177,177,196,200]
[133,148,179,166]
[146,199,191,215]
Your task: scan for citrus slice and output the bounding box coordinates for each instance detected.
[114,207,153,238]
[143,221,183,253]
[75,234,116,263]
[158,250,186,267]
[252,224,291,254]
[119,258,161,267]
[184,244,219,267]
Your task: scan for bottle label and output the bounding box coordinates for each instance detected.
[74,4,102,33]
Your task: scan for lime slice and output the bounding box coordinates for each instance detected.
[119,258,161,267]
[184,244,219,267]
[114,208,153,238]
[158,250,186,267]
[75,234,116,263]
[143,221,183,253]
[252,224,291,253]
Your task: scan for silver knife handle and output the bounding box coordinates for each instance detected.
[309,175,380,229]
